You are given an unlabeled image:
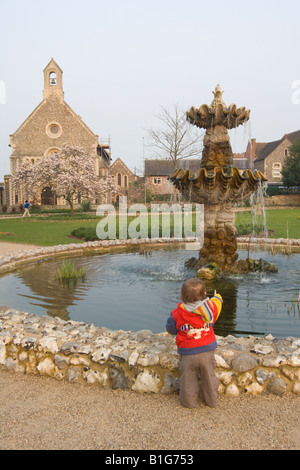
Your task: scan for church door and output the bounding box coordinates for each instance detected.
[41,187,55,205]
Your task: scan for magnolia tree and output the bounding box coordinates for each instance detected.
[11,144,118,215]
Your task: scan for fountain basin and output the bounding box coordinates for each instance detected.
[0,240,299,397]
[0,243,298,338]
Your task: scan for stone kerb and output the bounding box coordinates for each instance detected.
[0,238,299,397]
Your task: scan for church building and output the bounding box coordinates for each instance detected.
[4,58,111,206]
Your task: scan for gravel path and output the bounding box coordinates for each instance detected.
[0,242,43,256]
[0,369,299,451]
[0,242,300,451]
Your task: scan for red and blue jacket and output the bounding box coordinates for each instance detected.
[166,294,223,355]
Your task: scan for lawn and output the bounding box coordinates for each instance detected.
[235,208,300,239]
[0,208,299,246]
[0,217,97,246]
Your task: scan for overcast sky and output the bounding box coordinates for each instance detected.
[0,0,299,180]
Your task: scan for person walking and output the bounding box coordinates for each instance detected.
[23,200,31,217]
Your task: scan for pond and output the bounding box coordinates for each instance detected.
[0,248,299,338]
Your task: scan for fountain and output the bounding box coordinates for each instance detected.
[169,85,277,278]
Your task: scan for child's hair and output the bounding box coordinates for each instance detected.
[181,278,207,303]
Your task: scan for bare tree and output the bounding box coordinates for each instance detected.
[146,104,203,167]
[146,104,204,202]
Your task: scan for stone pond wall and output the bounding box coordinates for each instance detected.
[0,238,300,398]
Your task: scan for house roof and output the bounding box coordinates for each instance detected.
[254,130,300,162]
[144,159,202,177]
[110,157,136,176]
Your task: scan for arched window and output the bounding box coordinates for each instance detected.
[117,173,122,186]
[49,72,57,86]
[124,175,128,187]
[273,163,281,178]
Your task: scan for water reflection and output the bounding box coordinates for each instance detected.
[17,258,91,320]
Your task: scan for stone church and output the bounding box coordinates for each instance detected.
[4,58,111,206]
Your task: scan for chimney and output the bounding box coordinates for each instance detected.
[251,138,256,160]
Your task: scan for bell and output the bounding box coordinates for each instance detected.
[50,78,56,85]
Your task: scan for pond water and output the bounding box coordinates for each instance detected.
[0,248,299,338]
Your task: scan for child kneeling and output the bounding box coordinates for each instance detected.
[166,278,222,408]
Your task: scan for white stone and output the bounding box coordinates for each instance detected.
[91,347,111,364]
[19,351,28,362]
[78,345,93,354]
[0,344,6,364]
[4,357,25,373]
[37,357,56,376]
[251,344,273,355]
[159,353,178,371]
[39,336,59,354]
[95,336,112,346]
[245,382,264,395]
[225,384,240,397]
[137,352,159,367]
[289,349,300,366]
[70,355,90,366]
[215,354,230,369]
[292,340,300,349]
[216,371,234,385]
[132,371,160,393]
[262,355,287,367]
[293,381,300,395]
[83,369,108,385]
[128,350,139,368]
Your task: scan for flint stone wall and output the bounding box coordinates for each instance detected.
[0,238,299,397]
[1,309,299,397]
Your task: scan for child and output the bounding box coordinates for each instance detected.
[166,277,222,408]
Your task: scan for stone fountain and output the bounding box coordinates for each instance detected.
[170,85,277,278]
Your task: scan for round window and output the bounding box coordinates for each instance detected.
[50,125,59,134]
[46,122,62,138]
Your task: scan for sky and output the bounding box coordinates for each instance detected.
[0,0,299,180]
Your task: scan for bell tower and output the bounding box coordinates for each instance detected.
[43,58,64,100]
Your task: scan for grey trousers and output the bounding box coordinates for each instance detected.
[178,350,219,408]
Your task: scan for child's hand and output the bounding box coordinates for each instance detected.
[214,290,217,296]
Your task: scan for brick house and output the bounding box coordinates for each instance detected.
[4,59,111,206]
[233,138,256,171]
[144,159,201,196]
[109,157,138,201]
[253,130,300,185]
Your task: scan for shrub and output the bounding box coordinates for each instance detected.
[71,226,98,241]
[81,200,92,212]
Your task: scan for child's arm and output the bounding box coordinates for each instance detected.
[165,313,178,335]
[210,291,223,322]
[194,291,223,323]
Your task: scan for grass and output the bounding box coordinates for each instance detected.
[0,217,97,246]
[0,208,299,246]
[57,260,86,287]
[235,208,300,239]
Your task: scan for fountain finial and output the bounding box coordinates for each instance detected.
[186,87,250,130]
[211,84,226,108]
